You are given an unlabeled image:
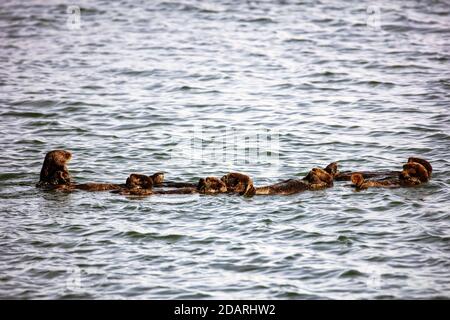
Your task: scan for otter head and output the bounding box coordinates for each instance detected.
[197,177,227,194]
[150,172,165,185]
[408,157,432,178]
[306,168,334,186]
[126,174,154,189]
[324,162,339,177]
[351,173,365,187]
[39,150,72,185]
[400,162,429,184]
[221,172,255,197]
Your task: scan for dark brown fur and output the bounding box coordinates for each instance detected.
[255,167,334,195]
[335,157,432,182]
[125,172,164,189]
[37,150,72,187]
[197,177,227,194]
[408,157,432,177]
[351,159,431,190]
[221,172,256,197]
[324,162,339,178]
[350,173,400,190]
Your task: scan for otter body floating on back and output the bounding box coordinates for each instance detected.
[350,158,432,190]
[253,164,336,195]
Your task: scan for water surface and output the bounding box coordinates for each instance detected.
[0,0,449,299]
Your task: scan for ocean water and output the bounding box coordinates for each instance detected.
[0,0,449,299]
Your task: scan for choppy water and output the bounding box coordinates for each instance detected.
[1,0,450,299]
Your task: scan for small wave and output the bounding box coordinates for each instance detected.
[339,269,364,278]
[120,231,185,242]
[239,17,276,24]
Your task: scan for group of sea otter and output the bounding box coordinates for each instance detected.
[36,150,432,197]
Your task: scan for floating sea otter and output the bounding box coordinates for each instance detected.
[37,150,158,192]
[252,165,336,196]
[37,150,73,187]
[216,162,338,196]
[220,172,256,196]
[350,158,432,190]
[334,157,432,181]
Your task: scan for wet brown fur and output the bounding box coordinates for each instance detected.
[221,172,256,197]
[255,164,335,195]
[197,177,227,194]
[351,159,431,190]
[37,150,73,186]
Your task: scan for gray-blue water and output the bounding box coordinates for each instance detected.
[0,0,449,299]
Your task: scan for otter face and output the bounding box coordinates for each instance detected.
[308,168,334,186]
[39,150,73,185]
[401,162,429,183]
[151,172,165,185]
[351,173,364,187]
[408,157,432,177]
[197,177,227,194]
[46,150,72,167]
[221,172,254,195]
[126,174,153,189]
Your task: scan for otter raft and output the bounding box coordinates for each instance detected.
[37,150,433,197]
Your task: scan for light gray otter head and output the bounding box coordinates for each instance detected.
[38,150,72,186]
[221,172,255,197]
[197,177,227,194]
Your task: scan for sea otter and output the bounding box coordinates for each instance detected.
[350,174,400,190]
[197,177,227,194]
[334,157,432,181]
[220,172,256,197]
[350,159,431,190]
[116,172,165,195]
[37,150,73,187]
[406,157,432,179]
[253,164,336,196]
[125,172,165,189]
